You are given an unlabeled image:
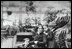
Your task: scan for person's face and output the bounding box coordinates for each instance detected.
[48,14,50,17]
[38,28,42,34]
[43,25,48,31]
[37,26,43,34]
[24,38,30,42]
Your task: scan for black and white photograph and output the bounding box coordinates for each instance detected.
[1,1,71,48]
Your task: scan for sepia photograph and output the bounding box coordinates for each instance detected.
[1,1,71,48]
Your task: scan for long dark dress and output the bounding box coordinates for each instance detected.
[34,33,46,48]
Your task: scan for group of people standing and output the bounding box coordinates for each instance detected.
[5,20,71,48]
[4,14,71,48]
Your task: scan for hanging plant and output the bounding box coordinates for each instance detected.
[26,1,36,14]
[7,11,12,15]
